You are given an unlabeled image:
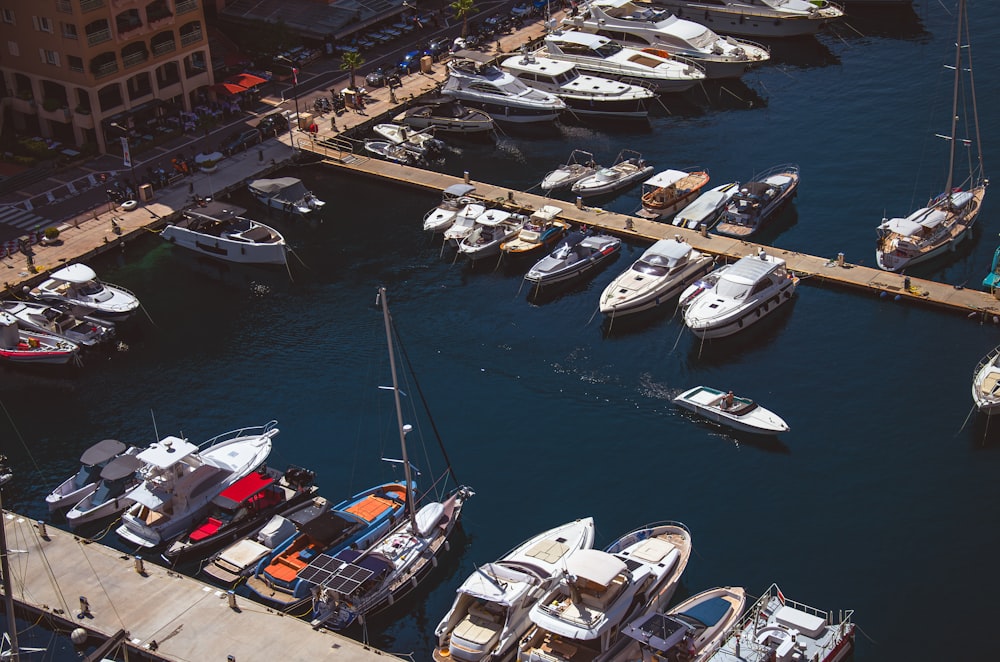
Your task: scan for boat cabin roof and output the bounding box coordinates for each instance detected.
[80,438,126,466]
[476,210,513,226]
[136,436,198,468]
[100,454,142,480]
[723,253,784,285]
[503,54,576,76]
[531,205,564,222]
[548,30,609,49]
[566,549,627,587]
[643,169,688,188]
[642,239,691,265]
[51,263,97,283]
[444,183,476,198]
[248,177,302,194]
[213,469,276,508]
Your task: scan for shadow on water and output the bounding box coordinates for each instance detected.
[684,297,799,365]
[835,3,930,43]
[601,300,684,339]
[669,78,769,116]
[674,409,793,454]
[762,35,840,69]
[525,253,623,306]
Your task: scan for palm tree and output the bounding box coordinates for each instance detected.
[341,51,365,90]
[450,0,476,38]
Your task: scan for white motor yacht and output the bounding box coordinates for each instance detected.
[500,53,655,118]
[538,30,705,93]
[599,237,715,317]
[161,205,287,265]
[433,518,596,662]
[116,421,276,548]
[28,263,139,321]
[563,0,770,79]
[444,201,489,247]
[441,54,566,124]
[572,149,653,198]
[680,250,797,339]
[646,0,844,38]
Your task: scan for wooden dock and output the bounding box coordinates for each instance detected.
[294,141,1000,318]
[1,510,401,661]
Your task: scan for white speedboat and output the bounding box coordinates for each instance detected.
[525,231,622,287]
[441,54,566,124]
[45,438,132,511]
[541,150,600,192]
[618,586,747,661]
[373,122,446,157]
[115,421,276,548]
[0,311,79,365]
[563,0,770,79]
[0,299,115,348]
[637,168,711,220]
[599,237,715,317]
[704,584,855,662]
[444,201,490,247]
[647,0,844,38]
[394,97,496,135]
[972,345,1000,416]
[365,139,422,164]
[500,53,655,118]
[423,183,478,233]
[433,517,596,662]
[247,177,325,217]
[28,263,140,321]
[673,386,789,435]
[65,452,144,528]
[161,206,287,265]
[517,521,692,661]
[875,2,986,273]
[572,150,654,198]
[673,181,740,230]
[538,31,705,93]
[458,209,529,262]
[714,164,799,238]
[680,250,797,339]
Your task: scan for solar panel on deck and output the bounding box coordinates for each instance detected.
[301,562,374,595]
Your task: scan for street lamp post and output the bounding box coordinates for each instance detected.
[276,55,301,133]
[110,122,137,202]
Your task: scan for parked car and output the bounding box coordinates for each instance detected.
[398,49,424,74]
[221,129,262,155]
[424,37,450,60]
[257,113,288,138]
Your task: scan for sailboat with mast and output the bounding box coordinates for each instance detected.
[875,0,988,272]
[307,287,474,631]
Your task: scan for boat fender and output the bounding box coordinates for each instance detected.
[444,540,450,552]
[411,577,419,589]
[388,593,394,606]
[432,556,438,568]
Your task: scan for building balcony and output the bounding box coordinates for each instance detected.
[180,28,203,46]
[123,50,149,68]
[39,104,72,124]
[152,40,176,57]
[149,16,173,31]
[176,0,198,16]
[55,0,73,14]
[10,96,37,115]
[80,0,106,13]
[87,29,112,47]
[93,60,120,79]
[74,109,95,129]
[118,24,147,40]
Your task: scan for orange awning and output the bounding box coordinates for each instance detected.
[211,82,247,96]
[225,73,267,89]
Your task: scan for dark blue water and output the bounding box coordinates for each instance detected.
[3,3,1000,659]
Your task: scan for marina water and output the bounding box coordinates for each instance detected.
[4,3,1000,659]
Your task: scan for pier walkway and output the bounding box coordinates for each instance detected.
[2,509,401,661]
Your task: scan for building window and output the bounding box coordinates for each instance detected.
[62,23,78,40]
[2,9,15,24]
[33,16,53,33]
[40,48,61,66]
[8,41,19,57]
[68,55,84,72]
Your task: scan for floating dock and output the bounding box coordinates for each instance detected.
[1,510,401,661]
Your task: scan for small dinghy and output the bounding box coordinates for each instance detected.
[541,149,599,192]
[673,385,789,435]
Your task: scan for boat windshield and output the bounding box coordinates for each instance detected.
[715,277,750,299]
[635,259,670,277]
[594,41,624,58]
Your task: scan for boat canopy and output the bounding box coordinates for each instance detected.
[51,263,97,283]
[476,210,512,227]
[79,439,127,466]
[643,239,691,267]
[136,436,198,468]
[416,501,446,536]
[566,549,626,588]
[444,183,476,198]
[531,205,564,222]
[100,454,142,481]
[299,510,364,545]
[249,177,309,202]
[643,169,687,188]
[458,562,538,605]
[213,469,275,508]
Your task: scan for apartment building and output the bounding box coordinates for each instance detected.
[0,0,214,154]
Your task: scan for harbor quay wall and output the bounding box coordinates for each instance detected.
[2,509,403,661]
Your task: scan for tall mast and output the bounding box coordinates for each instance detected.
[944,0,964,196]
[379,288,418,532]
[0,456,20,661]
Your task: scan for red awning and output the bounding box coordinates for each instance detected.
[225,72,267,89]
[218,471,275,504]
[211,82,247,96]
